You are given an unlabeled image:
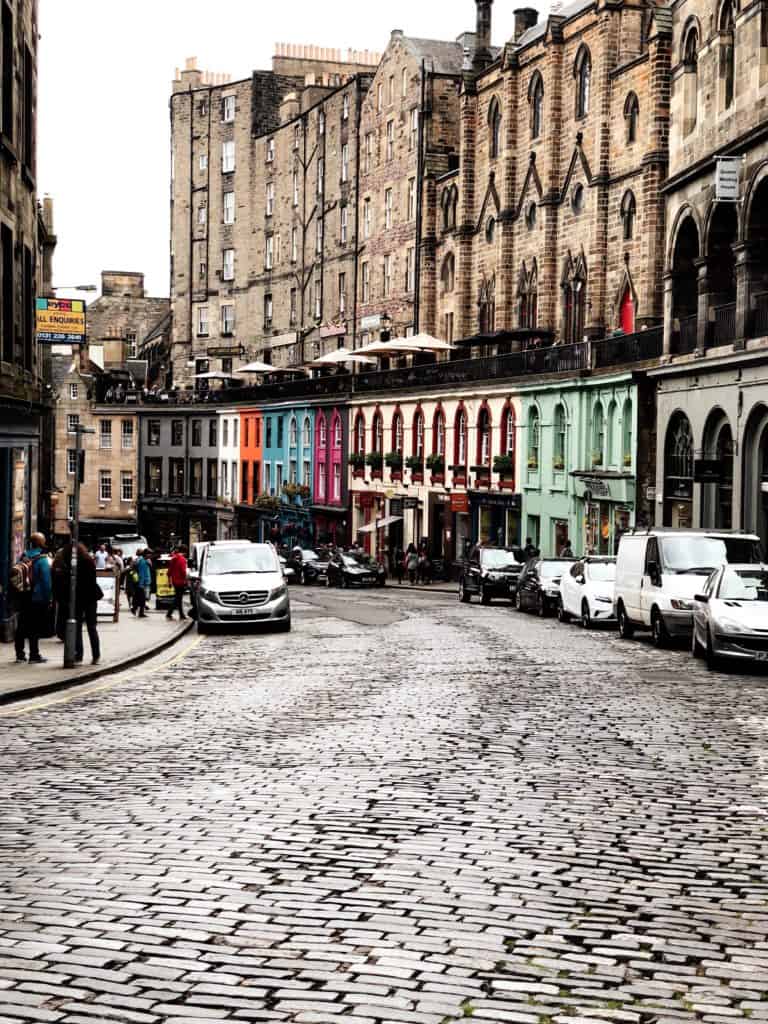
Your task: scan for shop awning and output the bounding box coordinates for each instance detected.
[357,515,404,534]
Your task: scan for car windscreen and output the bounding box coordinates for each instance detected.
[300,550,319,560]
[480,549,521,569]
[587,562,616,582]
[540,561,566,577]
[718,568,768,601]
[205,547,278,575]
[340,555,359,567]
[660,536,762,574]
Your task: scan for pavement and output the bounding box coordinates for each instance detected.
[1,597,193,704]
[1,587,768,1023]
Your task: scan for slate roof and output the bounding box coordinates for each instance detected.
[402,35,502,74]
[517,0,594,48]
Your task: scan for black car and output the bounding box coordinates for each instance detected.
[286,548,330,585]
[515,557,577,616]
[459,546,524,604]
[326,552,382,588]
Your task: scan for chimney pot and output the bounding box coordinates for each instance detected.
[473,0,494,72]
[513,7,538,40]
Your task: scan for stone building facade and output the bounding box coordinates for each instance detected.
[0,0,51,636]
[169,48,379,386]
[433,0,671,346]
[85,271,169,371]
[653,0,768,546]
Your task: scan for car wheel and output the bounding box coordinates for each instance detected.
[325,574,332,588]
[515,589,524,612]
[197,621,211,635]
[705,627,719,670]
[651,608,669,649]
[617,603,635,640]
[275,615,292,633]
[459,579,471,603]
[537,592,547,618]
[301,569,309,586]
[692,626,705,659]
[557,597,571,623]
[341,575,349,589]
[480,585,491,606]
[581,601,592,630]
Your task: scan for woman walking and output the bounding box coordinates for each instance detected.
[57,542,102,665]
[405,543,418,585]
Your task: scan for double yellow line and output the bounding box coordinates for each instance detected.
[0,635,205,718]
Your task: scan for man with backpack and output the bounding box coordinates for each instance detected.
[11,533,52,664]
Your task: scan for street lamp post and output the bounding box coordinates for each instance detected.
[64,424,95,668]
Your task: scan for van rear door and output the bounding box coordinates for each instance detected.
[640,536,661,626]
[617,535,644,621]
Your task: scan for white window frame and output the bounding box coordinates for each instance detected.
[316,219,323,255]
[223,191,235,225]
[121,420,134,450]
[221,304,235,335]
[67,449,77,476]
[291,227,298,263]
[362,262,370,303]
[266,137,275,162]
[342,94,350,121]
[198,204,207,226]
[402,67,408,97]
[339,273,346,315]
[121,471,134,503]
[99,470,112,503]
[363,199,372,239]
[197,305,209,336]
[69,383,78,400]
[333,462,341,501]
[199,153,208,172]
[317,157,324,196]
[386,120,394,161]
[341,143,349,183]
[266,181,275,217]
[222,249,235,281]
[408,178,416,221]
[340,205,348,244]
[383,254,392,298]
[67,414,79,435]
[99,420,112,450]
[67,494,74,520]
[385,188,393,229]
[293,167,299,207]
[222,140,235,173]
[406,248,415,293]
[410,108,418,151]
[223,95,236,122]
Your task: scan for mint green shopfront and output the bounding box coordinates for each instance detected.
[518,373,639,558]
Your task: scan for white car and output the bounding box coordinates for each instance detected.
[558,557,616,628]
[693,563,768,666]
[197,542,290,633]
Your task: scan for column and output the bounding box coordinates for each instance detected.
[695,257,709,353]
[662,272,674,357]
[732,241,753,350]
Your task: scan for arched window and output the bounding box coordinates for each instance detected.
[563,268,587,344]
[454,407,468,468]
[488,96,502,159]
[621,191,637,241]
[433,407,446,457]
[332,413,342,449]
[719,0,736,110]
[479,275,496,333]
[289,416,298,447]
[413,409,425,459]
[553,403,566,470]
[372,411,383,453]
[392,410,404,454]
[354,412,366,454]
[302,416,311,447]
[529,73,544,139]
[622,399,633,467]
[318,414,327,449]
[575,46,591,119]
[592,402,605,467]
[519,262,538,329]
[527,407,540,470]
[485,217,496,244]
[441,185,458,232]
[624,92,639,144]
[501,404,516,458]
[606,400,618,467]
[477,406,492,466]
[664,411,694,527]
[683,26,699,134]
[441,253,455,293]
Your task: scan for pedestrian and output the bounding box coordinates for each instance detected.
[561,538,574,558]
[57,542,102,665]
[523,537,539,560]
[393,545,404,585]
[166,545,188,621]
[405,543,418,585]
[132,549,152,617]
[10,532,52,664]
[417,539,430,585]
[94,544,108,570]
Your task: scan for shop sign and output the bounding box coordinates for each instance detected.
[450,493,470,514]
[715,157,740,203]
[359,493,376,509]
[389,498,404,516]
[468,491,521,510]
[36,297,86,344]
[582,478,611,499]
[694,459,724,483]
[207,344,245,357]
[403,497,420,510]
[360,314,381,331]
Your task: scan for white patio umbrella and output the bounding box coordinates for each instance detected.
[310,347,377,366]
[235,360,278,374]
[194,371,236,380]
[403,332,456,353]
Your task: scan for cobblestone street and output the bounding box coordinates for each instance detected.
[1,590,768,1024]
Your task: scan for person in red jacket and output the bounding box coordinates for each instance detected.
[166,545,188,621]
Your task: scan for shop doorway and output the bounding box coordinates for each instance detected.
[553,519,570,555]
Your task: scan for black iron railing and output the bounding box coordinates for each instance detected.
[750,292,768,339]
[672,314,698,355]
[592,326,663,367]
[709,302,736,347]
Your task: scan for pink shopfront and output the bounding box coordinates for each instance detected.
[311,405,348,545]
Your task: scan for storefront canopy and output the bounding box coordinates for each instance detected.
[357,515,404,534]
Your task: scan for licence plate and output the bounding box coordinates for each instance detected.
[755,652,768,662]
[229,607,258,617]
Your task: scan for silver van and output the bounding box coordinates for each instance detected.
[614,528,762,646]
[197,542,290,633]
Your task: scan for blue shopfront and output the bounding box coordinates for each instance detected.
[470,491,522,549]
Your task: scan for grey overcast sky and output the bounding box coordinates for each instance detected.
[39,0,534,300]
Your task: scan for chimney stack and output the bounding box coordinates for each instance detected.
[473,0,494,72]
[513,7,538,41]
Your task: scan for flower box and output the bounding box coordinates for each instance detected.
[371,469,383,480]
[411,472,424,484]
[430,473,445,485]
[391,470,403,482]
[498,476,516,490]
[353,468,365,479]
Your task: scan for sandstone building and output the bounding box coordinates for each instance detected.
[652,0,768,544]
[169,47,380,384]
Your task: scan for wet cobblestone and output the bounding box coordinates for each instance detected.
[0,592,767,1022]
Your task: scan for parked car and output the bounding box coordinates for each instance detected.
[279,556,297,584]
[286,547,330,585]
[353,553,387,587]
[515,558,576,616]
[558,556,617,628]
[326,552,381,588]
[105,533,148,563]
[196,542,290,633]
[692,563,768,666]
[459,546,524,604]
[614,528,762,646]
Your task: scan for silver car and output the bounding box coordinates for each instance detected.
[692,563,768,666]
[197,542,291,633]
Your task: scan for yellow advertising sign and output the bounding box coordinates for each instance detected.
[155,567,174,600]
[36,297,86,343]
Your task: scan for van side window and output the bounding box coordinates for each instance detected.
[571,562,582,578]
[644,538,659,574]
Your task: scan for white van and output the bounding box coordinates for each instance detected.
[614,528,762,646]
